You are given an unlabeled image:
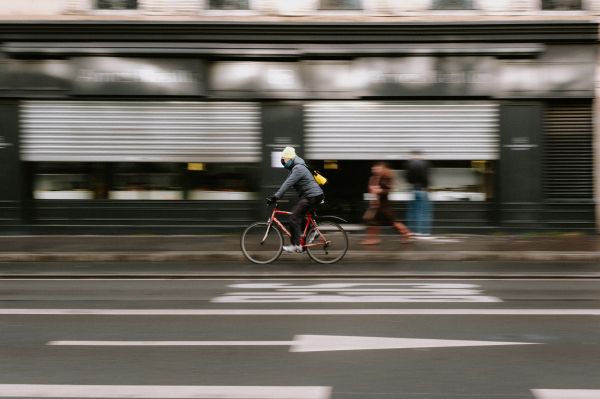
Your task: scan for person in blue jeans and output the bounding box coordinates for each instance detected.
[405,150,432,235]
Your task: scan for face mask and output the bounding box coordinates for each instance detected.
[281,158,293,169]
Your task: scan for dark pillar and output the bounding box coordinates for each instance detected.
[259,102,304,220]
[0,101,26,226]
[498,102,544,229]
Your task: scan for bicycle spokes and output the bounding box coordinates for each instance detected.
[242,207,348,264]
[305,221,348,264]
[241,222,283,264]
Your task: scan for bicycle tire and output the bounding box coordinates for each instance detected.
[241,222,283,264]
[306,221,348,264]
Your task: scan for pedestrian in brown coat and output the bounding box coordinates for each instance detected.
[362,162,413,245]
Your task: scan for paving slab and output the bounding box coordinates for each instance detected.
[0,233,600,264]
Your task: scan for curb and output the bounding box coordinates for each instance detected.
[2,250,600,262]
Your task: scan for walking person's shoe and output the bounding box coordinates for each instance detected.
[283,244,303,253]
[394,222,414,243]
[361,226,382,245]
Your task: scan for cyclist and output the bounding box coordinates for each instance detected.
[267,146,324,253]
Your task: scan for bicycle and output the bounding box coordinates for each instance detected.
[241,200,348,264]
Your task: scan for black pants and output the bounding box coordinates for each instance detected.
[289,195,323,245]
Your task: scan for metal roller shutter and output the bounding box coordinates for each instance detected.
[304,101,499,160]
[543,102,593,199]
[20,101,261,163]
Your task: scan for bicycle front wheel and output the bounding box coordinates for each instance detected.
[306,221,348,264]
[241,222,283,264]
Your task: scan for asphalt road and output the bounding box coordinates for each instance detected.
[1,277,599,399]
[1,260,600,278]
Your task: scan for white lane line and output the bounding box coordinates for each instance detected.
[2,278,598,281]
[49,340,293,347]
[0,384,331,399]
[48,335,539,352]
[532,389,600,399]
[1,308,600,315]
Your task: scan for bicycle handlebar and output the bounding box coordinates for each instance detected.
[265,198,289,207]
[265,197,276,206]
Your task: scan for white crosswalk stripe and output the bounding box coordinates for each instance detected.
[0,385,331,399]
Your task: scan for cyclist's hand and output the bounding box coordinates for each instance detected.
[266,196,278,205]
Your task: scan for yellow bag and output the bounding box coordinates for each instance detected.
[304,165,328,186]
[313,170,328,186]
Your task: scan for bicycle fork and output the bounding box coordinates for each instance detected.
[261,221,272,245]
[263,215,289,245]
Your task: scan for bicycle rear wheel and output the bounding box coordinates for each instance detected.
[241,222,283,264]
[306,221,348,264]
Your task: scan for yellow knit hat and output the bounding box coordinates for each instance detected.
[281,146,296,161]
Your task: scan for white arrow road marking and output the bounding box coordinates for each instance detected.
[532,390,600,399]
[2,308,600,315]
[49,340,293,347]
[48,335,539,352]
[290,335,539,352]
[0,384,331,399]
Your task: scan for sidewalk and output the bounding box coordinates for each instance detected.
[1,232,600,263]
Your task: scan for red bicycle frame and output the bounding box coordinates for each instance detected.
[266,206,329,249]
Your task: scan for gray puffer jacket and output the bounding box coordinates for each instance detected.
[274,157,324,199]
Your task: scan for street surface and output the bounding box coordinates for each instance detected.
[1,261,600,278]
[0,276,599,398]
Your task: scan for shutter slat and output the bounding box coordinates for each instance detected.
[304,101,499,160]
[20,101,261,163]
[543,102,593,199]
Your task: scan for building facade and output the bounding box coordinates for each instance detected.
[0,0,598,233]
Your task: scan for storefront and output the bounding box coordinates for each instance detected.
[0,21,596,232]
[22,100,261,201]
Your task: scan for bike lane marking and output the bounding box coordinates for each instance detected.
[211,282,501,303]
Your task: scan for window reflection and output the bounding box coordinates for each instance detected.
[319,0,362,10]
[208,0,250,10]
[34,163,99,200]
[431,0,475,10]
[316,160,495,202]
[186,163,259,200]
[110,163,182,200]
[394,160,494,201]
[541,0,582,10]
[96,0,137,10]
[33,162,258,201]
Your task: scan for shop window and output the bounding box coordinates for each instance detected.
[34,163,105,200]
[541,0,583,10]
[32,162,259,201]
[208,0,250,10]
[96,0,138,9]
[344,160,494,202]
[389,161,493,201]
[186,163,259,200]
[110,163,183,200]
[431,0,475,10]
[319,0,362,10]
